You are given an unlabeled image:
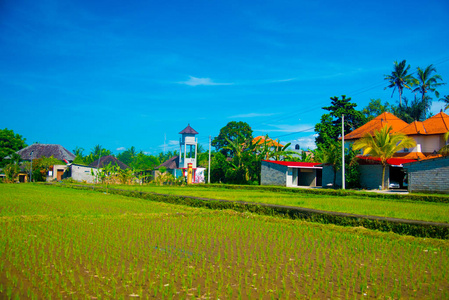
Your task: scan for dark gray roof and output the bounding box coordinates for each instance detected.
[156,156,179,170]
[179,124,198,135]
[89,155,129,169]
[16,144,76,161]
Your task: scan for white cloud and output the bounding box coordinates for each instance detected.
[229,112,276,118]
[116,147,126,151]
[286,135,317,150]
[177,76,233,86]
[430,101,447,115]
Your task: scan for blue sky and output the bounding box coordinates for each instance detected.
[1,0,449,155]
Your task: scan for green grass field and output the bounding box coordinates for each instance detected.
[116,184,449,223]
[1,184,448,299]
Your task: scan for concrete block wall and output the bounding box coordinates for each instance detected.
[71,164,96,183]
[404,156,449,194]
[298,169,316,187]
[322,165,342,188]
[359,165,388,190]
[261,161,287,186]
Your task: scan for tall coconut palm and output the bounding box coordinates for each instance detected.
[384,60,415,106]
[439,95,449,111]
[412,64,445,104]
[352,125,416,190]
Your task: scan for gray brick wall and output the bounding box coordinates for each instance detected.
[261,161,287,186]
[404,156,449,194]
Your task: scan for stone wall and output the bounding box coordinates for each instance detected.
[404,156,449,194]
[261,161,287,186]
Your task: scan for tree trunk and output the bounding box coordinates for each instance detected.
[381,163,386,190]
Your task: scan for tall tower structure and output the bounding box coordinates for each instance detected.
[179,124,198,169]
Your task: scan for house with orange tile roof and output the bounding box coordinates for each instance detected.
[344,111,449,160]
[332,111,449,190]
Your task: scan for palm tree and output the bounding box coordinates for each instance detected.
[353,125,416,190]
[439,95,449,111]
[439,131,449,156]
[412,64,445,104]
[384,60,415,106]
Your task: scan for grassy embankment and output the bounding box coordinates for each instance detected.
[113,184,449,223]
[1,184,448,299]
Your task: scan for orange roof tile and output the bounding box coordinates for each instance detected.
[394,152,427,160]
[400,121,426,135]
[252,136,284,148]
[421,112,449,135]
[344,112,408,140]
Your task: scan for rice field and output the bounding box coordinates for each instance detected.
[116,184,449,223]
[1,184,448,299]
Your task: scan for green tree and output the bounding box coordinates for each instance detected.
[439,131,449,156]
[32,156,64,182]
[210,152,228,183]
[316,142,342,187]
[439,95,449,111]
[352,125,416,189]
[85,145,112,165]
[391,96,430,122]
[3,163,20,182]
[362,99,392,121]
[212,121,253,156]
[315,95,366,148]
[72,146,86,165]
[384,60,415,106]
[0,128,27,167]
[412,64,445,113]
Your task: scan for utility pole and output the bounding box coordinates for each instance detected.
[342,114,345,190]
[208,135,211,184]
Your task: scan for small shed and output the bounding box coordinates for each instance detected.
[261,160,322,187]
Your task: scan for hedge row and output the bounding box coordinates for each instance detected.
[196,183,449,204]
[57,184,449,240]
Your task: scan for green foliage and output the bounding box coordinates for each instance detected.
[212,121,253,156]
[0,128,27,167]
[314,141,341,187]
[210,152,228,183]
[31,156,64,182]
[439,95,449,111]
[3,163,20,182]
[84,145,112,165]
[392,96,431,122]
[315,95,366,148]
[412,64,445,104]
[117,147,160,170]
[362,99,393,121]
[384,60,415,106]
[345,146,361,189]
